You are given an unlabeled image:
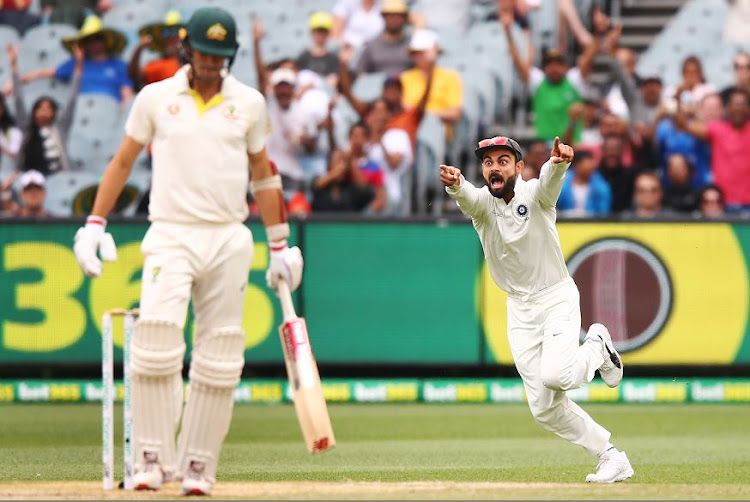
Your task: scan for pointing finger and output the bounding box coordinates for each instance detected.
[552,136,560,155]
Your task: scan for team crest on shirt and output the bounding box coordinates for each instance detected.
[223,104,240,120]
[516,204,529,219]
[206,23,227,41]
[167,103,180,115]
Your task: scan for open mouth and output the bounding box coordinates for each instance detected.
[489,172,504,191]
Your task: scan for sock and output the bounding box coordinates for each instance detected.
[598,442,616,458]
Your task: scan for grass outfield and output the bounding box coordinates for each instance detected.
[0,403,749,499]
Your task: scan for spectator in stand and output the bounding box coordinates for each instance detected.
[557,150,611,217]
[695,184,725,219]
[662,153,699,213]
[400,29,462,139]
[330,0,384,49]
[14,169,48,218]
[356,0,412,76]
[504,10,597,143]
[676,88,750,212]
[339,43,431,147]
[296,11,339,89]
[254,20,328,196]
[655,81,711,188]
[598,135,635,213]
[0,182,18,216]
[0,93,22,165]
[311,127,377,213]
[40,0,111,27]
[7,43,82,177]
[522,140,548,177]
[622,171,670,219]
[720,52,750,105]
[18,15,133,105]
[128,10,184,91]
[0,0,40,36]
[665,55,715,109]
[366,98,413,214]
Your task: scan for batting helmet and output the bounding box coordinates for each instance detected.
[183,7,238,59]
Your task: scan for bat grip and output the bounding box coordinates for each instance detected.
[277,278,298,321]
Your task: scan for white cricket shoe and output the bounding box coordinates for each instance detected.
[588,323,623,388]
[586,449,635,483]
[133,451,164,491]
[181,460,213,496]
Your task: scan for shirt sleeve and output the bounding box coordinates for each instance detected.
[705,120,721,143]
[332,0,353,18]
[124,86,156,145]
[534,159,571,209]
[445,176,491,223]
[247,94,272,154]
[443,69,463,109]
[54,59,74,81]
[116,60,134,90]
[566,67,587,95]
[528,66,545,94]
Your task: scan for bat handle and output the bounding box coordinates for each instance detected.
[277,278,298,321]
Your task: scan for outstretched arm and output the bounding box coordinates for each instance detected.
[252,18,269,96]
[128,34,152,90]
[501,10,530,83]
[441,164,490,222]
[536,137,574,209]
[673,99,709,140]
[338,45,369,118]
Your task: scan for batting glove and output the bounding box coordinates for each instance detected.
[73,215,118,278]
[266,239,304,292]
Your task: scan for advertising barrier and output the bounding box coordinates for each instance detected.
[1,220,749,366]
[2,378,749,404]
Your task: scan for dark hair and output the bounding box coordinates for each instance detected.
[349,121,370,136]
[0,94,16,134]
[681,55,705,83]
[575,150,594,163]
[700,184,725,205]
[667,152,693,172]
[728,88,750,104]
[19,96,59,173]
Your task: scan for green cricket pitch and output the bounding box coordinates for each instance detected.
[1,403,748,499]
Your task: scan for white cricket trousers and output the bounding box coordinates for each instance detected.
[506,277,611,456]
[139,221,253,330]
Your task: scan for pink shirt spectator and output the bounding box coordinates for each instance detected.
[707,120,750,205]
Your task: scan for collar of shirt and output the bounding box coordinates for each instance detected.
[173,64,240,113]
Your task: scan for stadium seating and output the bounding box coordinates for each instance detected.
[352,71,386,103]
[18,78,71,111]
[18,23,76,75]
[38,170,100,216]
[637,0,730,88]
[448,83,481,181]
[414,113,445,216]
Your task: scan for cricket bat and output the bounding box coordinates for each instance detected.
[277,278,336,454]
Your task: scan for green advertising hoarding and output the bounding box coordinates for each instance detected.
[1,220,749,366]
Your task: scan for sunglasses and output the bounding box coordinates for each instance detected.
[478,137,511,148]
[735,63,750,70]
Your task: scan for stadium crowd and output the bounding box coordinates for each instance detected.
[0,0,748,219]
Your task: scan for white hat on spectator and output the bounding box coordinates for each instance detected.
[270,68,297,87]
[19,170,46,190]
[409,29,439,52]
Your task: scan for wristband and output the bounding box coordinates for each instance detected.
[266,222,290,242]
[86,215,107,228]
[269,239,288,252]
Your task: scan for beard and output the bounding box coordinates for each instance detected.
[487,171,517,199]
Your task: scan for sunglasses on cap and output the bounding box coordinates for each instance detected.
[474,136,523,161]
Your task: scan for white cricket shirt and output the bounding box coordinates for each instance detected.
[126,65,271,224]
[446,160,571,298]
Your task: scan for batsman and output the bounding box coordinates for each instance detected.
[440,136,634,483]
[72,7,303,496]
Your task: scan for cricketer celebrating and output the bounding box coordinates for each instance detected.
[72,7,303,496]
[440,136,634,483]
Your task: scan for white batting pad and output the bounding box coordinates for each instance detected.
[177,327,246,484]
[130,319,186,478]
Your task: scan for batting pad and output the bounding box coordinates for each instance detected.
[130,319,186,478]
[177,327,246,483]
